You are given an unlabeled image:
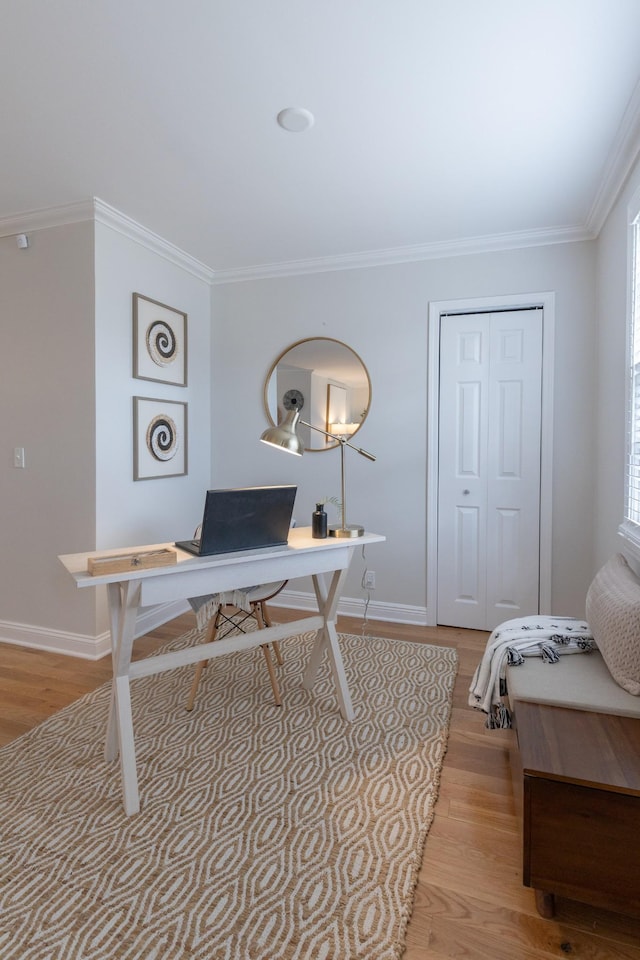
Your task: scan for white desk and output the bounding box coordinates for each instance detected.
[59,527,385,815]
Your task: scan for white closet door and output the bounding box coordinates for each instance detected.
[437,310,542,630]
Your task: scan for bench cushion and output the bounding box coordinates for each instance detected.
[507,650,640,718]
[586,553,640,696]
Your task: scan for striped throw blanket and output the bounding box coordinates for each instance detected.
[468,616,595,728]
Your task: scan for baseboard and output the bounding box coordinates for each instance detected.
[0,620,112,660]
[0,600,190,661]
[0,593,428,659]
[276,588,428,626]
[135,599,191,641]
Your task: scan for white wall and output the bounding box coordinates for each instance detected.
[212,240,597,620]
[0,222,98,642]
[95,224,212,547]
[0,215,213,655]
[94,222,213,634]
[594,153,640,569]
[0,207,606,652]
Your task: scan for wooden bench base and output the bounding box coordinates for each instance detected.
[513,701,640,918]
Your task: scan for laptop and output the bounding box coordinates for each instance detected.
[175,485,297,558]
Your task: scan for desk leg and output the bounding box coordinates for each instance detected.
[114,674,140,816]
[105,581,142,816]
[304,567,354,722]
[104,583,122,762]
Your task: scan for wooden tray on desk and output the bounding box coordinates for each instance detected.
[87,548,178,576]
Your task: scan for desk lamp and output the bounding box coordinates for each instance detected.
[260,408,376,538]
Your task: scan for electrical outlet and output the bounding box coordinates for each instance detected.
[13,447,25,469]
[364,570,376,589]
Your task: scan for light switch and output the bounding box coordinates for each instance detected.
[13,447,25,469]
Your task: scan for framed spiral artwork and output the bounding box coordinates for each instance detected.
[133,397,188,480]
[133,293,187,387]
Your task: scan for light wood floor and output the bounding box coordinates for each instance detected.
[2,611,640,958]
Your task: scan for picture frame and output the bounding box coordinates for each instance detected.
[133,293,187,387]
[133,396,188,480]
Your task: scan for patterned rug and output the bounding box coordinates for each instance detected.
[0,629,457,960]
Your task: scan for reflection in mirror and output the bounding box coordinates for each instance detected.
[264,338,372,451]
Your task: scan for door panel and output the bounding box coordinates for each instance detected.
[497,380,522,476]
[437,309,542,630]
[438,316,488,627]
[458,381,482,476]
[455,504,481,604]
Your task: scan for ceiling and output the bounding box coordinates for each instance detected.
[2,1,640,278]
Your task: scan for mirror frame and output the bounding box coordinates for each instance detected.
[263,337,372,452]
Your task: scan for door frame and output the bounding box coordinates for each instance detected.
[426,292,555,627]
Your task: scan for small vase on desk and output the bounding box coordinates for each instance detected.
[312,503,327,538]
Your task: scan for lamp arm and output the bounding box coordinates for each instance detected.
[299,419,376,461]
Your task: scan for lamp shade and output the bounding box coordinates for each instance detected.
[259,408,304,456]
[259,408,376,538]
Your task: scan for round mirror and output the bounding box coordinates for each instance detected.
[264,337,372,451]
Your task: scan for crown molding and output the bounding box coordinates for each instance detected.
[211,223,592,284]
[0,197,215,284]
[0,198,96,237]
[0,196,597,286]
[93,198,215,283]
[586,77,640,235]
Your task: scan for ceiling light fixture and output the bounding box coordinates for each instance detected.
[277,107,315,133]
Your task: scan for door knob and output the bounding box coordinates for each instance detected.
[462,489,470,495]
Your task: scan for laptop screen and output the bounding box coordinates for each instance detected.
[178,485,297,557]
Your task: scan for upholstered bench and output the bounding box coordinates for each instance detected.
[507,648,640,718]
[505,553,640,919]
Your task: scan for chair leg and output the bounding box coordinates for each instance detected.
[253,601,266,629]
[185,609,220,711]
[185,661,206,712]
[187,600,285,712]
[261,644,282,706]
[255,601,284,665]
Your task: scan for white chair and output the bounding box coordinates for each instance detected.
[185,581,288,710]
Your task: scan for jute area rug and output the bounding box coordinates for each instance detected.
[1,628,457,960]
